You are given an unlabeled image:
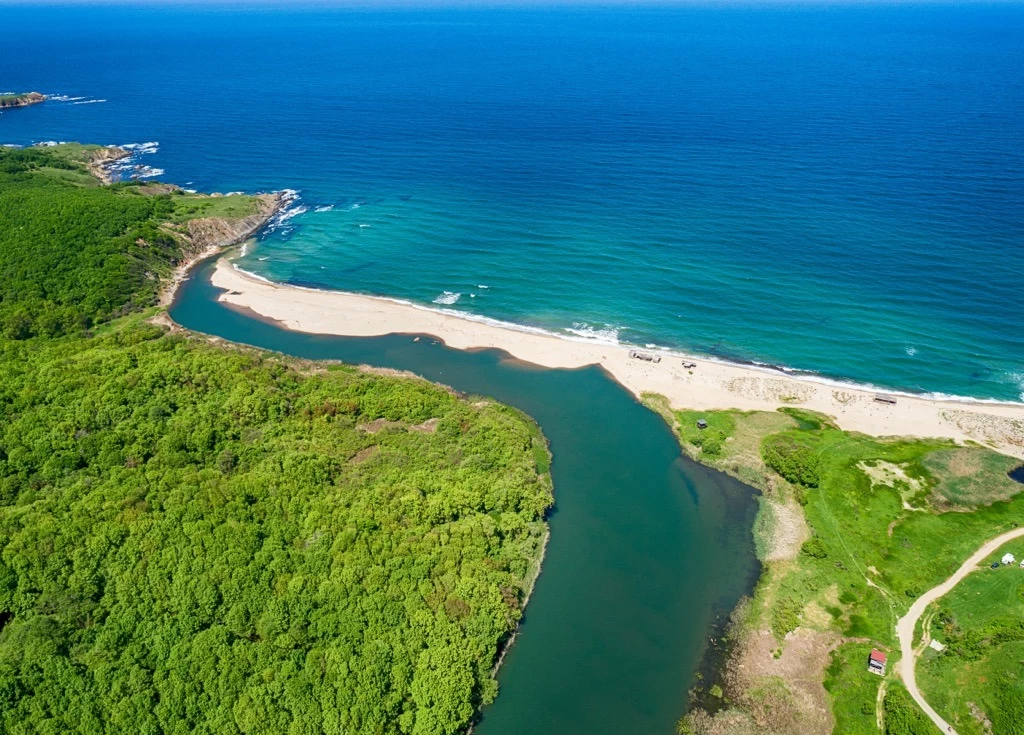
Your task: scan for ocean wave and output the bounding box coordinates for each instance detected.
[71,99,106,105]
[264,190,305,233]
[221,265,1024,408]
[314,205,334,213]
[433,291,462,305]
[905,346,917,356]
[564,322,621,344]
[133,166,164,179]
[477,284,489,289]
[120,141,159,154]
[358,223,371,228]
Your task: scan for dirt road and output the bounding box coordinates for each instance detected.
[895,526,1024,735]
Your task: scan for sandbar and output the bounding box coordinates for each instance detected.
[210,260,1024,459]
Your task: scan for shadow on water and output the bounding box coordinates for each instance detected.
[1010,466,1024,485]
[170,259,762,735]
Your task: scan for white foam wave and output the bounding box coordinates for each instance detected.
[477,284,489,289]
[314,205,334,213]
[433,291,461,305]
[281,205,308,221]
[72,99,106,105]
[264,190,305,233]
[358,223,371,228]
[905,346,917,357]
[133,166,164,179]
[564,322,621,345]
[220,265,1024,408]
[120,141,159,154]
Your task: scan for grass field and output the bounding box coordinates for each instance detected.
[168,193,262,222]
[647,397,1024,735]
[916,540,1024,734]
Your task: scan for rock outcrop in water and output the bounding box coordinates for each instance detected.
[0,92,47,109]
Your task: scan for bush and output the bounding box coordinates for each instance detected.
[762,435,821,487]
[883,684,933,735]
[772,597,802,639]
[801,536,828,559]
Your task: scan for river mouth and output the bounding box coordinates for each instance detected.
[170,259,761,735]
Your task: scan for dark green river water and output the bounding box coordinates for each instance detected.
[170,260,761,735]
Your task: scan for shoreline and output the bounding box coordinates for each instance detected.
[158,192,286,307]
[203,260,1024,459]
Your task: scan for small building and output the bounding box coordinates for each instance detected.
[696,419,708,430]
[873,393,898,405]
[1002,553,1016,565]
[868,649,887,676]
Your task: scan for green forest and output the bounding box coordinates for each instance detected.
[0,145,553,734]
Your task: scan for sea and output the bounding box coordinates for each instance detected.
[2,3,1023,402]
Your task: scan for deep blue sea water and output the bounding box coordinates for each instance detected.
[3,3,1023,401]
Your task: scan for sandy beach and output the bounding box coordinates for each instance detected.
[210,260,1024,460]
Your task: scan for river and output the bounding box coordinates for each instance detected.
[170,258,761,734]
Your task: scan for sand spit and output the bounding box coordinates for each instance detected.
[210,262,1024,459]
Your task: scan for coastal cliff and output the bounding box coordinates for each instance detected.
[0,92,47,109]
[158,192,283,305]
[84,145,131,183]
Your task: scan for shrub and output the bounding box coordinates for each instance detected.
[883,684,933,734]
[762,435,821,487]
[801,536,828,559]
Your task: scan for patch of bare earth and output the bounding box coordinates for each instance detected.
[356,418,404,434]
[409,418,440,433]
[728,628,840,735]
[349,446,379,464]
[685,623,839,735]
[968,701,993,735]
[858,459,926,510]
[761,496,809,562]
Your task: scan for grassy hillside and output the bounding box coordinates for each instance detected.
[0,144,553,735]
[644,397,1024,735]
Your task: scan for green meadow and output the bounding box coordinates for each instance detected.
[916,542,1024,734]
[645,397,1024,735]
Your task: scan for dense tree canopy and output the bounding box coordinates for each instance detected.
[0,145,553,734]
[0,147,185,339]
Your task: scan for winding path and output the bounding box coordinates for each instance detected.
[895,526,1024,735]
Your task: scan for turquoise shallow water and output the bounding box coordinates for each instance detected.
[3,4,1023,400]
